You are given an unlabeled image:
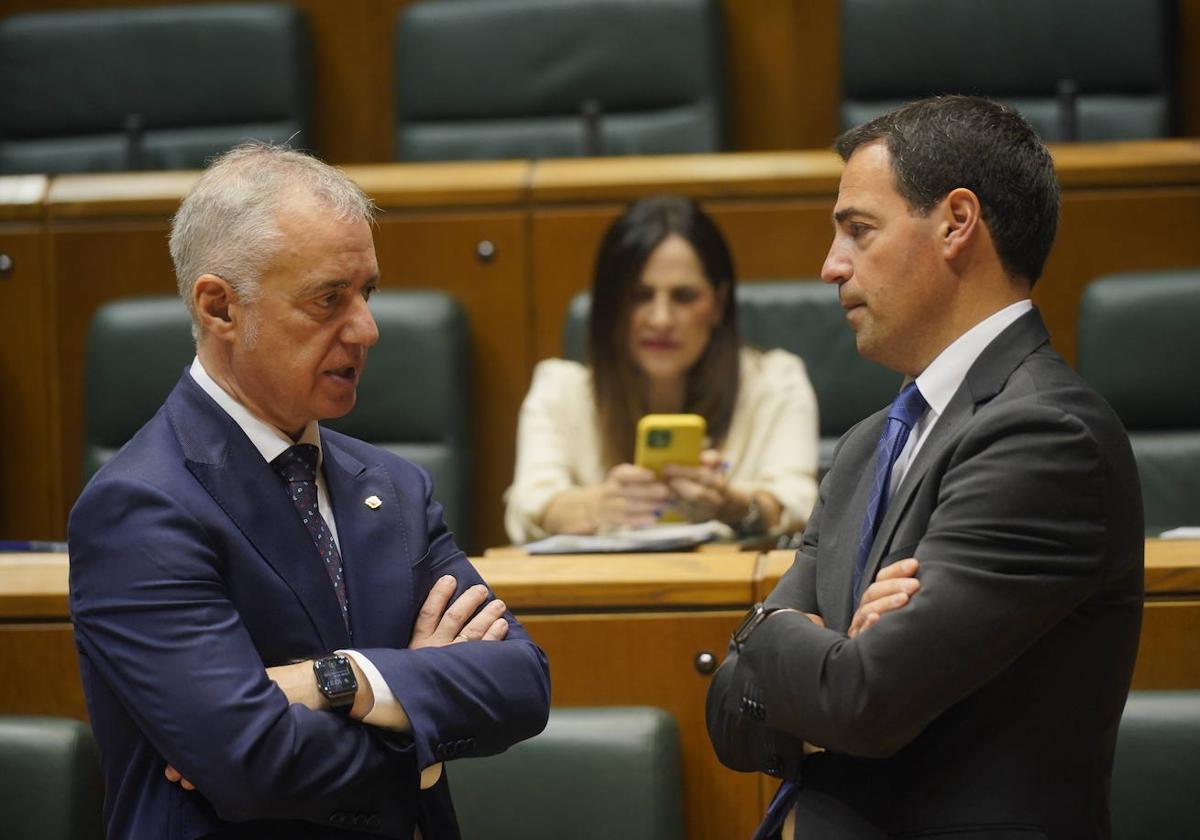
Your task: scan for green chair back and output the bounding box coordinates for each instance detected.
[0,4,313,174]
[0,716,104,840]
[449,707,684,840]
[1111,690,1200,839]
[841,0,1175,141]
[83,291,473,547]
[1078,270,1200,533]
[394,0,726,161]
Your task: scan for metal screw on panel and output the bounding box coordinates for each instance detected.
[475,240,496,263]
[694,650,717,675]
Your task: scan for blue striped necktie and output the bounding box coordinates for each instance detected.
[272,444,350,633]
[853,382,927,601]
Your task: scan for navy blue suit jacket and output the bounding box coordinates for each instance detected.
[69,372,551,839]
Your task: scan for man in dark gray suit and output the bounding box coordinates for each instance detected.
[707,96,1144,839]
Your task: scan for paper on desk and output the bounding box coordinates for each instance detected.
[522,521,731,554]
[1158,526,1200,539]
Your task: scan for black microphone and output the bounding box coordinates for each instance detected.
[1056,79,1079,142]
[580,98,605,157]
[124,113,146,170]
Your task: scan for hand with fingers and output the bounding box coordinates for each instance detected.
[661,449,730,523]
[592,463,671,533]
[848,558,921,638]
[410,575,510,649]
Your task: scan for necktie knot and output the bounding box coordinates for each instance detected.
[888,381,927,429]
[272,444,320,483]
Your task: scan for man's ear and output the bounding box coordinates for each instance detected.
[193,274,237,341]
[940,187,981,261]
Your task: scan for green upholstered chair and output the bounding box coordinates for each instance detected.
[0,4,313,175]
[448,706,684,840]
[83,291,474,547]
[840,0,1175,141]
[0,716,104,840]
[394,0,726,161]
[1077,270,1200,534]
[563,281,900,473]
[1111,690,1200,839]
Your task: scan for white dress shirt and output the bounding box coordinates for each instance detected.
[891,300,1033,496]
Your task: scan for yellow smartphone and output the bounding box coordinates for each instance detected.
[635,414,707,523]
[635,413,706,477]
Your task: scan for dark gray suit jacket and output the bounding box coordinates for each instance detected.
[707,309,1144,839]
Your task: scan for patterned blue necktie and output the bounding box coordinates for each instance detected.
[853,382,927,601]
[272,444,350,632]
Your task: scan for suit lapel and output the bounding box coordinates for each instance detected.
[857,309,1052,592]
[822,413,891,627]
[322,433,415,646]
[167,374,350,651]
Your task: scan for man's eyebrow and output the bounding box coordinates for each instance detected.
[298,276,379,295]
[833,207,877,224]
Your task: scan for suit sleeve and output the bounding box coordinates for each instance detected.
[707,467,822,774]
[69,477,426,834]
[356,466,551,773]
[710,401,1119,763]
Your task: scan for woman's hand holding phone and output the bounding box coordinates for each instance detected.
[593,463,671,533]
[661,449,730,522]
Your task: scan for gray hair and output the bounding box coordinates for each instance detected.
[169,142,377,337]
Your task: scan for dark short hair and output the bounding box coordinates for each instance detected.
[588,195,740,465]
[835,95,1060,285]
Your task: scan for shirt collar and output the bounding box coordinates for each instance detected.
[915,299,1033,416]
[189,356,322,468]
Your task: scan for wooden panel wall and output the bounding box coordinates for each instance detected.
[0,178,57,541]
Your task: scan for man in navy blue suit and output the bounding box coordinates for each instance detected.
[69,143,551,840]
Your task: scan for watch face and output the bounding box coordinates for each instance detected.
[733,603,765,645]
[314,656,357,696]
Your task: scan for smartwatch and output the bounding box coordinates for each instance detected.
[732,602,779,651]
[313,654,358,713]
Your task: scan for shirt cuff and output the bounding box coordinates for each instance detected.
[338,649,410,732]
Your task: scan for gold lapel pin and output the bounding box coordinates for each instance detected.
[364,495,383,510]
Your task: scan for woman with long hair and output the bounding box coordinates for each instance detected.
[505,195,818,543]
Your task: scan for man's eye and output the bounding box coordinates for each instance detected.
[363,285,376,301]
[320,292,340,307]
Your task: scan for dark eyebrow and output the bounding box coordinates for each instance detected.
[833,207,878,224]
